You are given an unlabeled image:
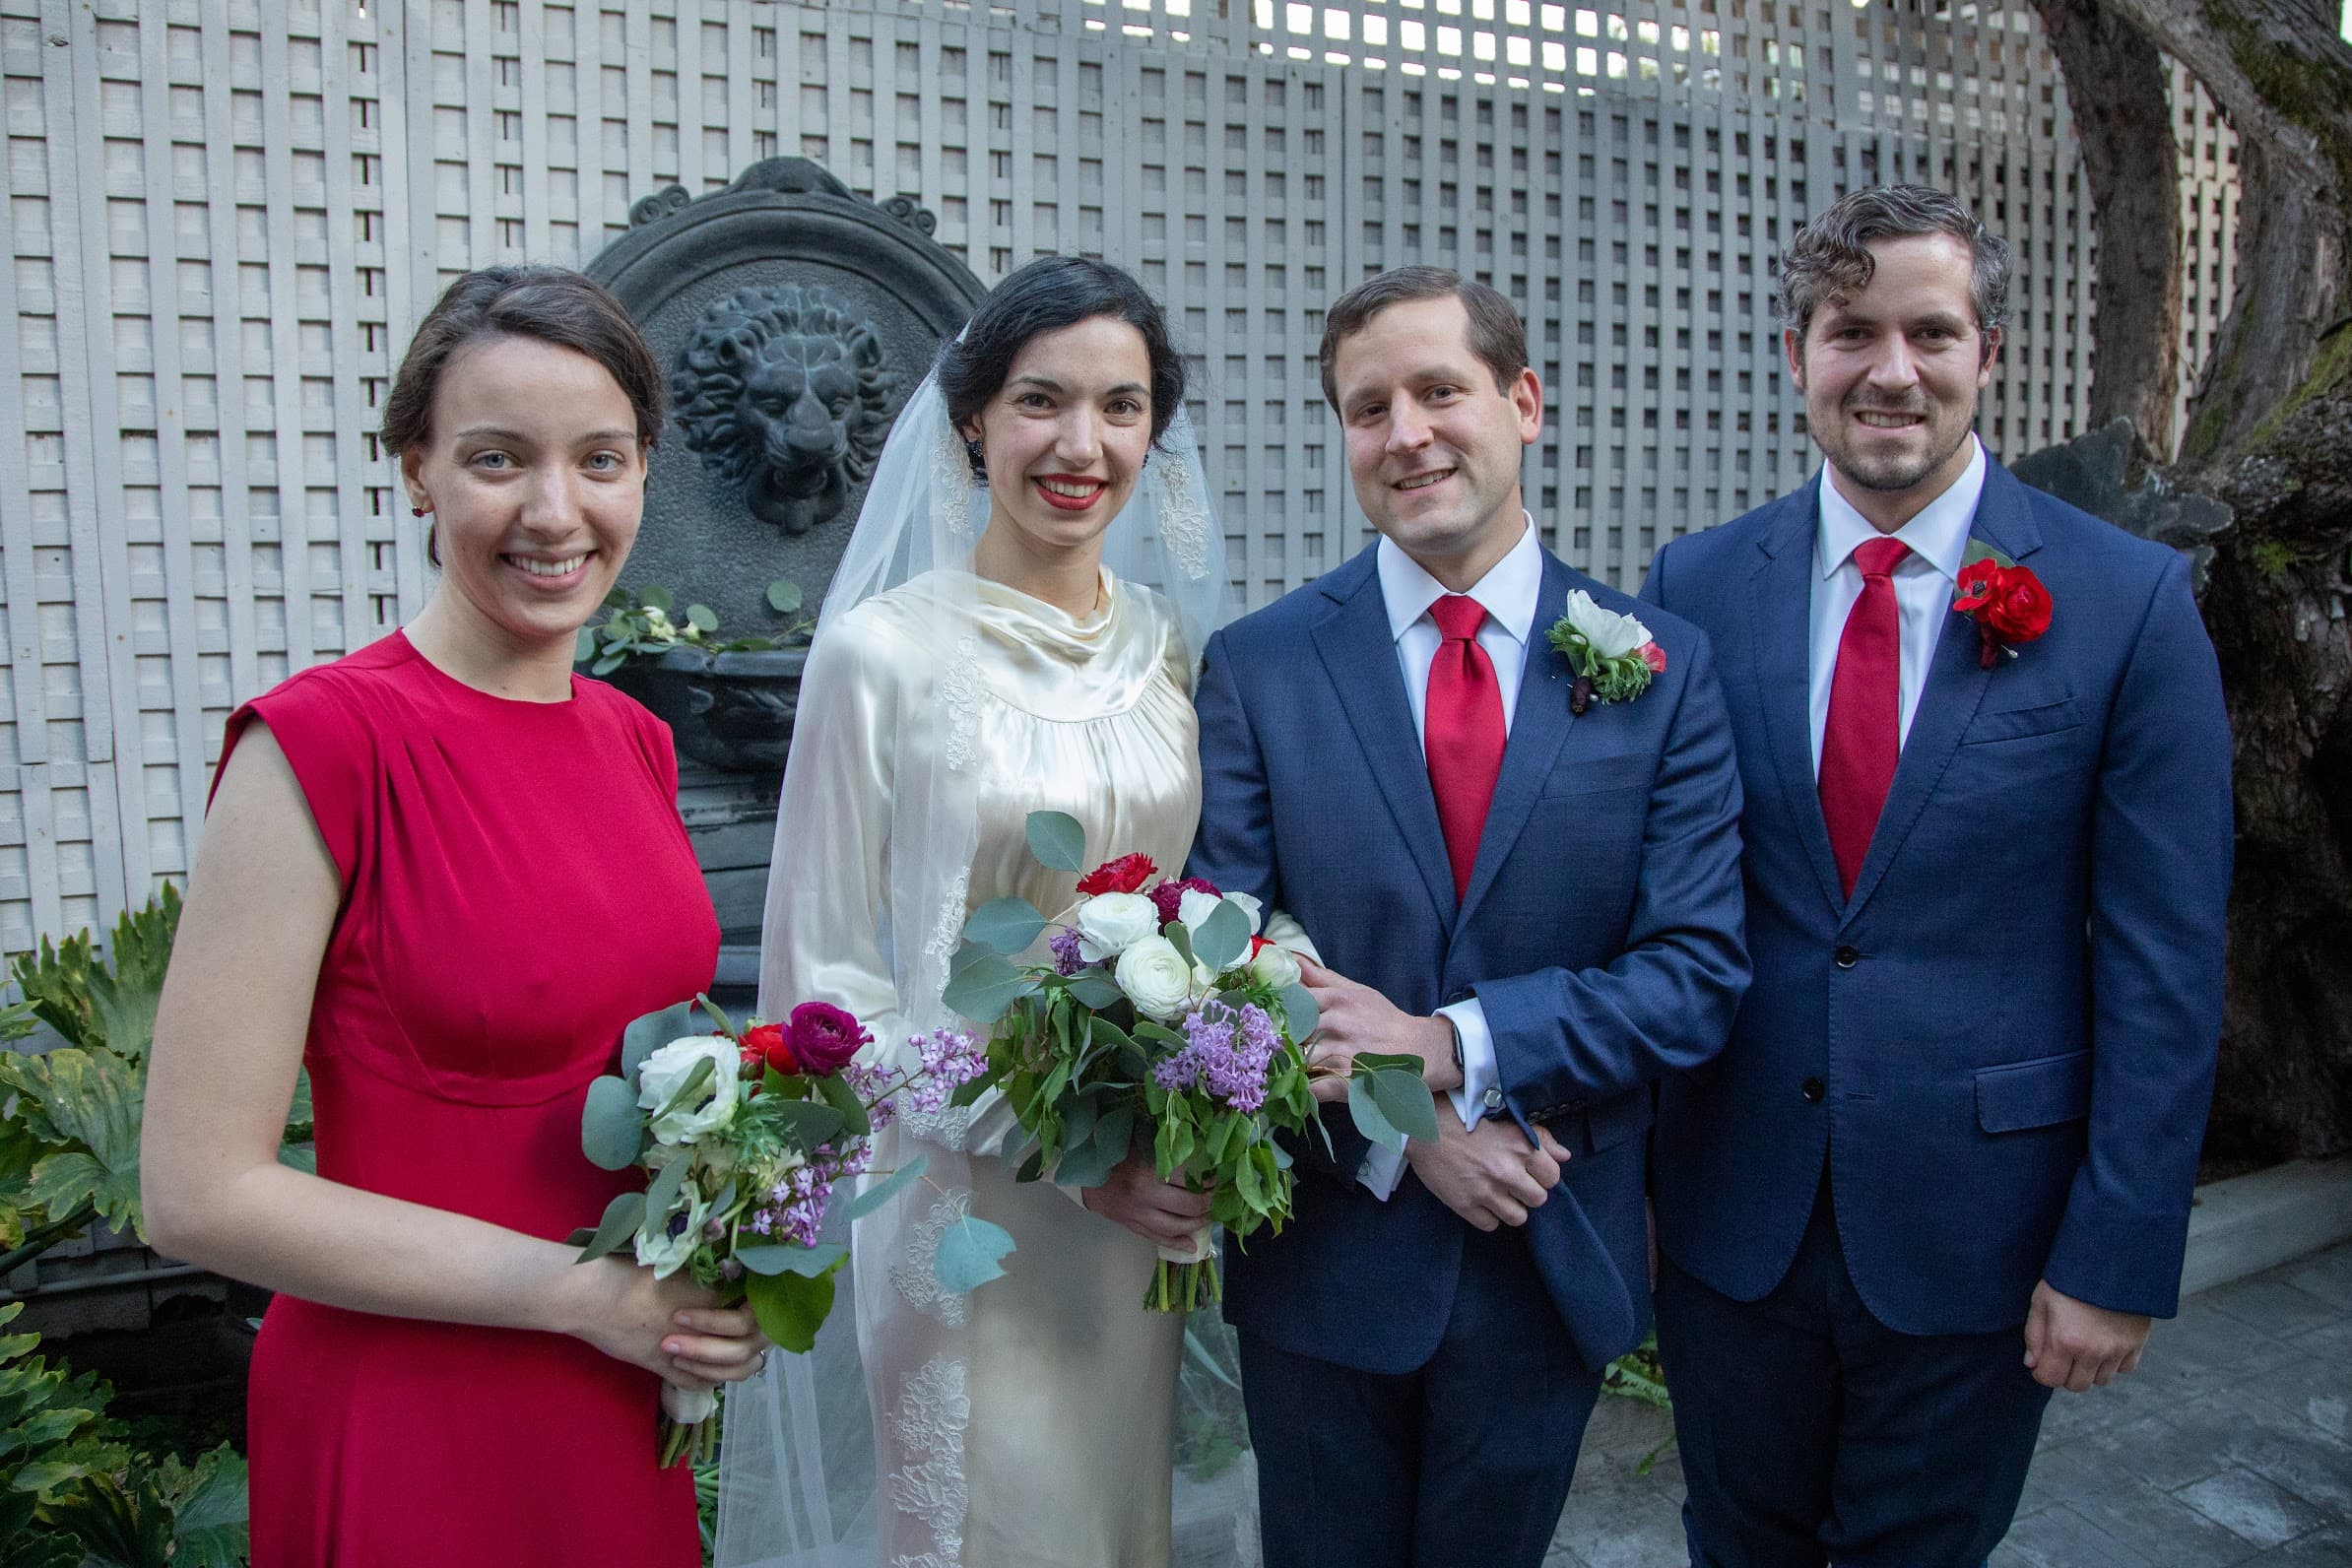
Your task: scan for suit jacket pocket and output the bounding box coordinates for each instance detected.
[1537,751,1656,799]
[1975,1050,2092,1133]
[1961,695,2081,746]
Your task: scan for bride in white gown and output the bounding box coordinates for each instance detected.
[717,257,1240,1568]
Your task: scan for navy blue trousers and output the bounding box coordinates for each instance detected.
[1654,1187,2053,1568]
[1238,1222,1605,1568]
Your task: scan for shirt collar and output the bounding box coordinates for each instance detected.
[1814,434,1986,587]
[1377,512,1543,646]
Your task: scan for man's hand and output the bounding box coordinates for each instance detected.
[1403,1097,1571,1230]
[2023,1279,2151,1393]
[1297,955,1465,1099]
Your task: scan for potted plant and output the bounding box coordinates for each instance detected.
[576,580,815,775]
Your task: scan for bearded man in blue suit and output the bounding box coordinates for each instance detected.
[1189,268,1750,1568]
[1641,185,2235,1566]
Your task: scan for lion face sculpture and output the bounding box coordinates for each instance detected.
[672,285,900,536]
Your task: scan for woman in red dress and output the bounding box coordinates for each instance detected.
[143,267,767,1566]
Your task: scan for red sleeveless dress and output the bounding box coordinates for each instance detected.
[223,631,718,1567]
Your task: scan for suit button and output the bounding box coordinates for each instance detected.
[1801,1077,1825,1103]
[1833,946,1860,969]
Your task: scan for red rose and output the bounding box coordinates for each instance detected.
[1149,877,1219,928]
[1639,641,1666,674]
[1077,851,1159,896]
[786,1001,871,1076]
[1978,565,2053,644]
[742,1021,795,1076]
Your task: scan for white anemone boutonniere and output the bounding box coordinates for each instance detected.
[1546,590,1667,714]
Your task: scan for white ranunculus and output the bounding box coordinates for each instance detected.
[1077,890,1160,961]
[1251,941,1303,990]
[1226,890,1265,936]
[636,1036,742,1145]
[1562,589,1651,661]
[1176,887,1225,934]
[1115,935,1197,1022]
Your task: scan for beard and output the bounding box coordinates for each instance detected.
[1812,391,1979,495]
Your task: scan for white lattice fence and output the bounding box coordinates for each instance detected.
[0,0,2235,959]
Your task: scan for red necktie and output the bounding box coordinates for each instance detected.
[1425,595,1507,902]
[1818,537,1912,899]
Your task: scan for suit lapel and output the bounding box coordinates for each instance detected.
[1840,459,2046,921]
[1309,553,1458,924]
[1454,555,1576,931]
[1747,481,1848,913]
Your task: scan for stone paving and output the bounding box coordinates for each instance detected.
[1545,1240,2352,1567]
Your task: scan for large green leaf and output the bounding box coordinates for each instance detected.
[940,953,1033,1025]
[1024,811,1086,873]
[1368,1068,1439,1143]
[745,1265,838,1354]
[1345,1076,1406,1153]
[159,1444,249,1568]
[1,1049,144,1236]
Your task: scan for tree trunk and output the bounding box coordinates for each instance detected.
[2053,0,2352,1165]
[2030,0,2183,459]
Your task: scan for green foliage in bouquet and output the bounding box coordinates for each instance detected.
[0,1300,250,1568]
[0,887,314,1277]
[576,580,810,676]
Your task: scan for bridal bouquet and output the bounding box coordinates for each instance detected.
[574,993,989,1465]
[941,812,1436,1312]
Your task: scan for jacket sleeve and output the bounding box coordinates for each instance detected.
[2041,553,2233,1318]
[1475,630,1752,1119]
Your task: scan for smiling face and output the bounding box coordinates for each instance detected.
[1788,231,2000,528]
[400,334,646,655]
[961,314,1156,564]
[1332,294,1541,588]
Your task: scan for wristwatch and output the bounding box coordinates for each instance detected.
[1440,1012,1466,1078]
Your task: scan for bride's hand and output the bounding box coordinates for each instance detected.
[561,1256,768,1394]
[1080,1149,1212,1250]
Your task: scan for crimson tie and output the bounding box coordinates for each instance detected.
[1424,594,1507,903]
[1818,537,1913,899]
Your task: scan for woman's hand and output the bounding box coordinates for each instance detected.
[565,1258,769,1393]
[1080,1148,1213,1250]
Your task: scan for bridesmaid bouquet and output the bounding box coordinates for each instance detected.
[942,812,1436,1312]
[574,993,989,1465]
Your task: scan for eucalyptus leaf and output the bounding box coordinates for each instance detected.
[1024,810,1086,873]
[686,603,719,633]
[736,1241,847,1277]
[934,1214,1017,1291]
[1370,1068,1439,1143]
[963,896,1048,956]
[575,627,598,662]
[640,585,674,612]
[765,1097,848,1149]
[621,1002,695,1078]
[1278,983,1319,1042]
[580,1075,643,1171]
[576,1191,646,1263]
[1192,899,1251,973]
[643,1150,690,1220]
[593,651,627,676]
[1065,970,1125,1010]
[941,953,1034,1024]
[746,1267,837,1354]
[841,1152,929,1222]
[767,579,804,613]
[1163,921,1197,968]
[1346,1076,1406,1152]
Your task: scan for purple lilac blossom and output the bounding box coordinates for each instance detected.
[1153,999,1276,1114]
[1049,926,1085,976]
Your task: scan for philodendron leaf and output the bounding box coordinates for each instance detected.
[580,1076,642,1171]
[941,953,1033,1024]
[746,1266,838,1354]
[1369,1068,1439,1143]
[736,1241,848,1277]
[576,1191,646,1263]
[161,1443,250,1568]
[962,896,1048,956]
[841,1153,929,1222]
[621,1003,695,1079]
[1024,811,1086,873]
[1190,898,1252,973]
[2,1046,145,1235]
[933,1214,1015,1292]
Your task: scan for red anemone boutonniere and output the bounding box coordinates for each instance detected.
[1952,547,2052,669]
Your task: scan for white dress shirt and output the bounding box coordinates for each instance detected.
[1808,436,1987,773]
[1358,515,1544,1201]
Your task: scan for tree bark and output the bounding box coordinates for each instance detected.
[2030,0,2183,459]
[2055,0,2352,1166]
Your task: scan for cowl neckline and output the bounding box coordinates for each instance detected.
[953,566,1168,720]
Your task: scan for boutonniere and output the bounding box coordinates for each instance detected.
[1546,590,1666,715]
[1952,543,2052,668]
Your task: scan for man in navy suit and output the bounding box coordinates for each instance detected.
[1641,185,2234,1565]
[1189,268,1750,1568]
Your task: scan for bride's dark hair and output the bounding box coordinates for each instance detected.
[937,256,1187,474]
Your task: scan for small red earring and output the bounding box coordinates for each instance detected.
[412,506,428,517]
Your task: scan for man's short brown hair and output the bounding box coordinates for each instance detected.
[1319,267,1529,412]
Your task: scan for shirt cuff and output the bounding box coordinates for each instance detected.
[1440,997,1499,1126]
[1359,1143,1407,1200]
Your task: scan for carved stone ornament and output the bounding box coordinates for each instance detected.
[673,284,901,537]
